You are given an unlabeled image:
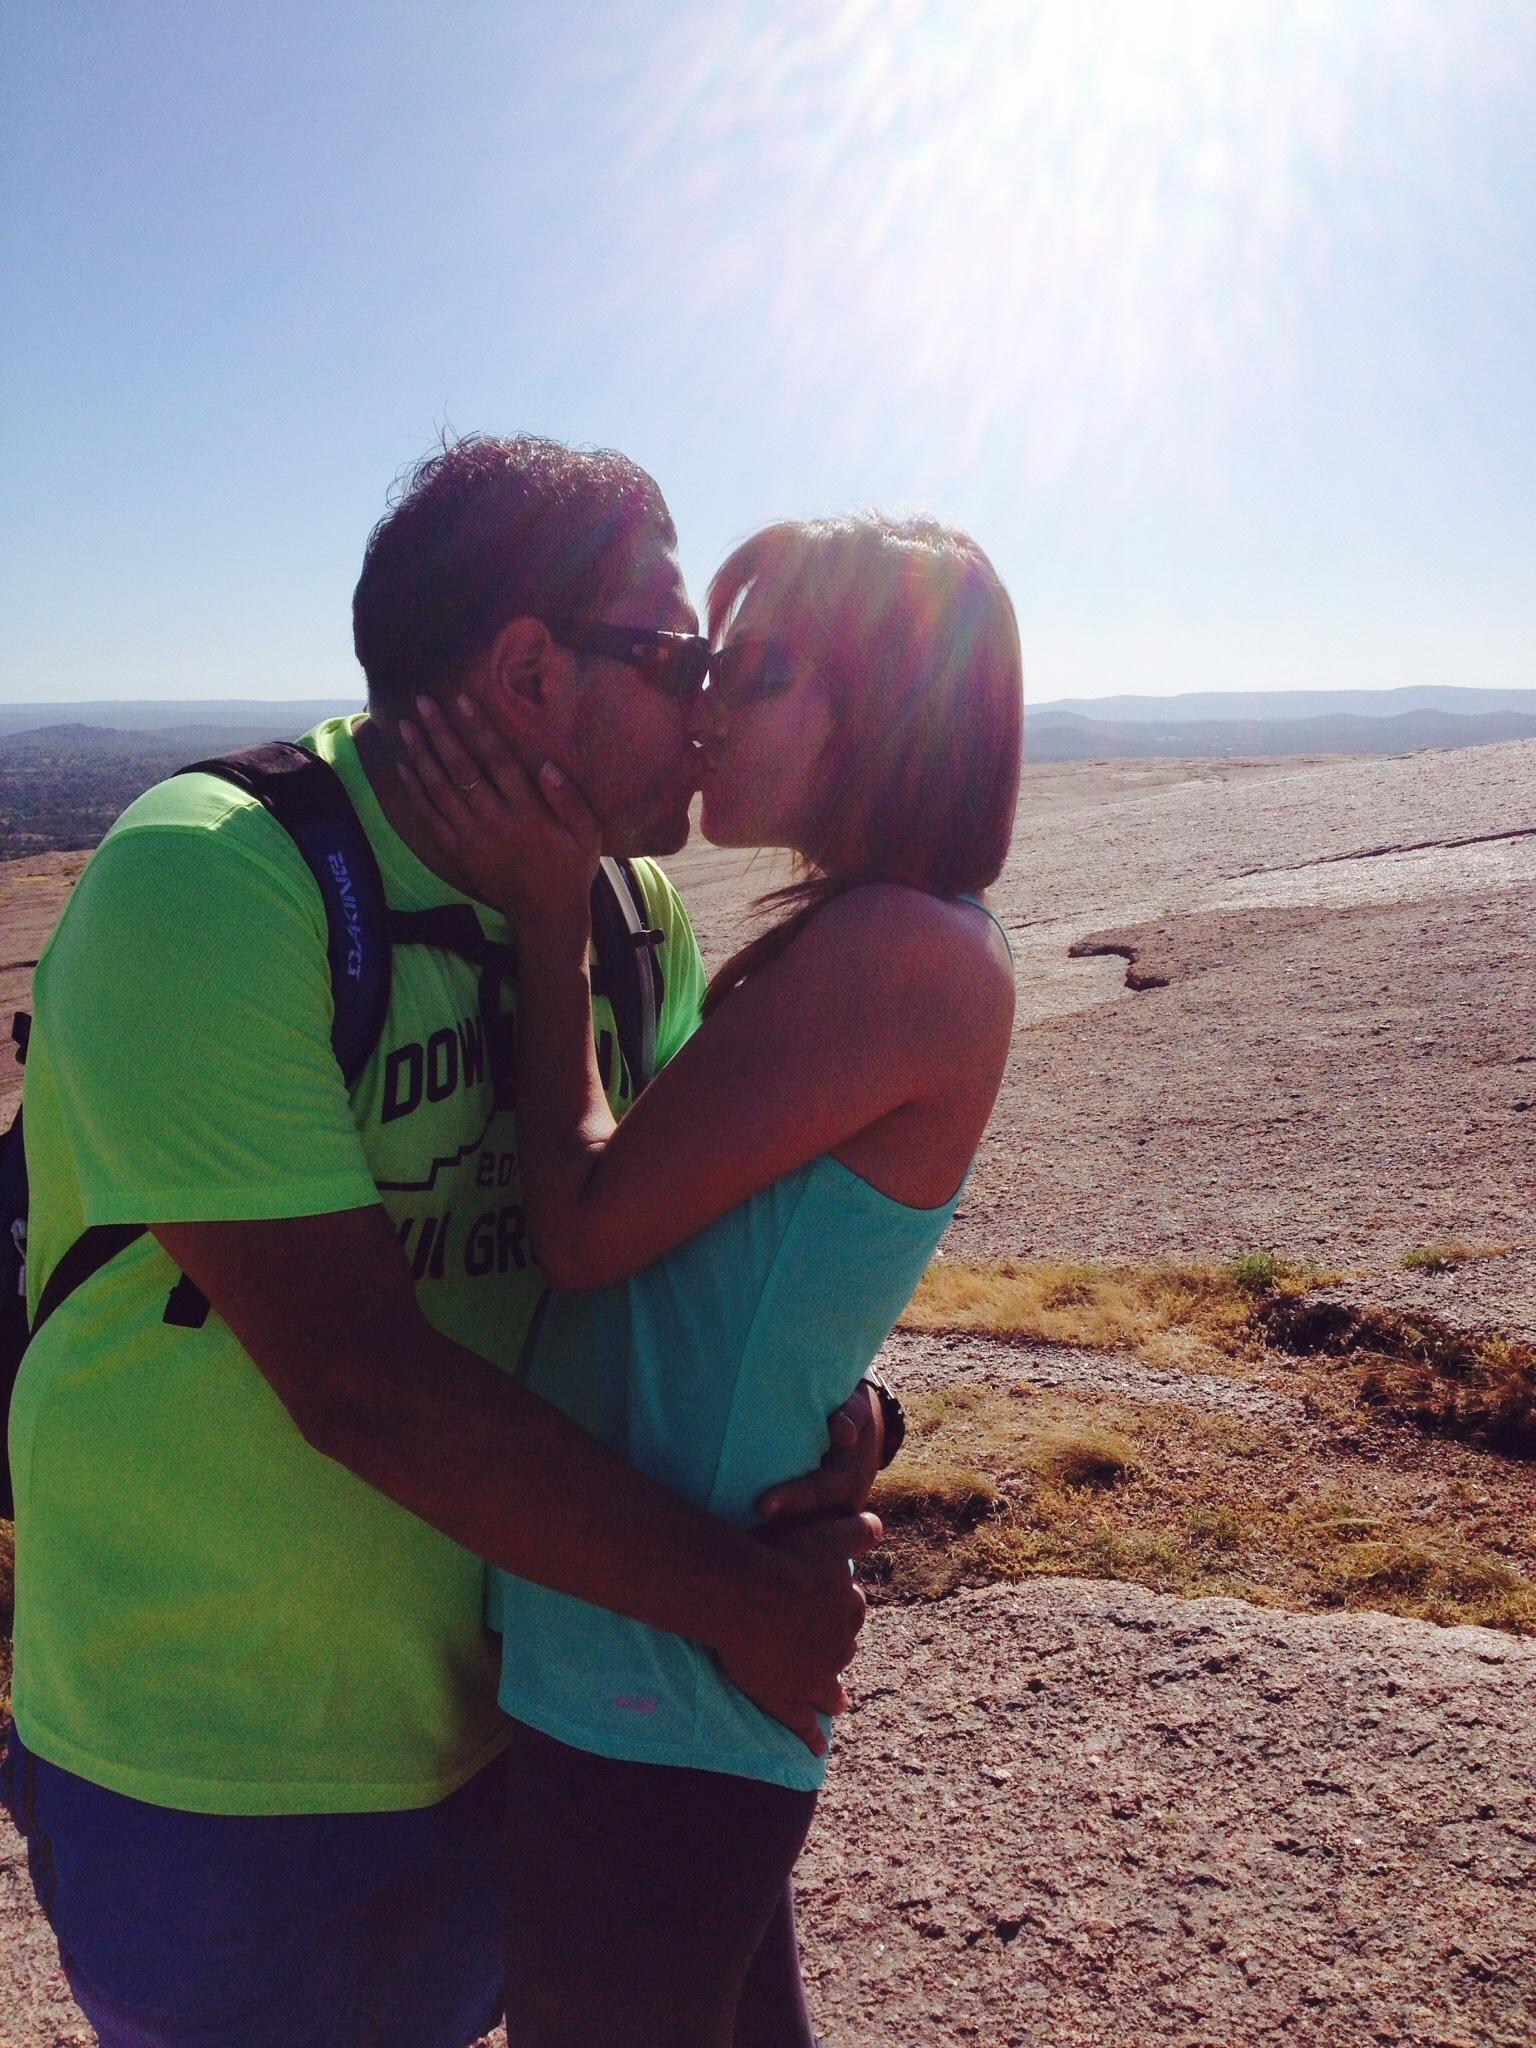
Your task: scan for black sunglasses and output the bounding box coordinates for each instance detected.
[548,619,797,710]
[706,638,797,709]
[546,619,712,702]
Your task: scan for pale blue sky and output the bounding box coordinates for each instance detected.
[3,0,1533,704]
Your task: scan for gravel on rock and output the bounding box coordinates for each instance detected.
[879,1327,1308,1424]
[802,1577,1536,2048]
[10,1575,1533,2046]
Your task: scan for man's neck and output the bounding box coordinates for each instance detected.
[353,711,486,900]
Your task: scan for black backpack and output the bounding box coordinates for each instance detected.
[0,741,665,1520]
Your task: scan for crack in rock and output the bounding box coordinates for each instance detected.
[1229,823,1536,880]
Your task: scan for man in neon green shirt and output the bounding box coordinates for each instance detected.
[2,436,884,2048]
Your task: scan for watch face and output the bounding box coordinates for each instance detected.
[869,1378,906,1468]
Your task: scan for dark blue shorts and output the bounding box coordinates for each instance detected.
[1,1723,506,2048]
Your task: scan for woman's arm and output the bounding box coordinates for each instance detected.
[397,695,1013,1291]
[514,880,1010,1288]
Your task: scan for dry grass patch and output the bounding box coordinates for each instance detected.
[905,1255,1536,1458]
[1030,1418,1137,1490]
[902,1254,1324,1375]
[1400,1241,1514,1273]
[1259,1296,1536,1456]
[868,1385,1536,1635]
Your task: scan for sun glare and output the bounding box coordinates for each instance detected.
[619,0,1498,493]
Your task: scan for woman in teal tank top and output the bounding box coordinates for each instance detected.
[401,514,1021,2047]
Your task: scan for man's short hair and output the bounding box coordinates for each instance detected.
[352,434,677,711]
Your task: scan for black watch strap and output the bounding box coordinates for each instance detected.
[862,1368,906,1469]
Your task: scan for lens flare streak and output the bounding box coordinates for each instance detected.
[609,0,1527,496]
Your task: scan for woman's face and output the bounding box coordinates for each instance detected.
[693,575,836,854]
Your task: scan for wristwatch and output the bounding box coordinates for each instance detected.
[861,1366,906,1470]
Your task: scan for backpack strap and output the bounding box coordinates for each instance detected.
[393,866,666,1107]
[387,906,520,1106]
[390,872,665,1107]
[23,746,397,1345]
[29,1222,146,1342]
[2,1057,133,1488]
[0,1023,33,1310]
[590,857,664,1096]
[12,768,669,1364]
[182,743,392,1089]
[0,1040,35,1517]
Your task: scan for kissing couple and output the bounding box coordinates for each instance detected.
[4,432,1021,2047]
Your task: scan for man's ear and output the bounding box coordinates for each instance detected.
[478,616,557,736]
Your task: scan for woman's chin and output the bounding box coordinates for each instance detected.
[698,793,747,848]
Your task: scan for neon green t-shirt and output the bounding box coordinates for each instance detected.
[9,715,705,1815]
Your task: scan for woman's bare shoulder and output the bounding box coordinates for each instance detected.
[809,880,1010,959]
[787,883,1015,1035]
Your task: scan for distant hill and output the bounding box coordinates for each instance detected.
[1034,684,1536,725]
[0,727,209,856]
[7,685,1534,738]
[1028,705,1536,762]
[6,694,1536,857]
[0,699,360,742]
[0,720,301,757]
[0,708,365,854]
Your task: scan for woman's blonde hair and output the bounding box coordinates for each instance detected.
[704,514,1023,1013]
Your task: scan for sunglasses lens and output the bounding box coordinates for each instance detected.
[712,642,793,707]
[681,642,712,697]
[649,639,710,701]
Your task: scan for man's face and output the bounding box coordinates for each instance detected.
[544,534,701,858]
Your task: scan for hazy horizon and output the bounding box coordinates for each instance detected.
[2,674,1528,707]
[6,681,1536,723]
[0,678,1494,708]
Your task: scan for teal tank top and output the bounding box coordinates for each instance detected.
[491,895,1009,1789]
[490,1153,964,1790]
